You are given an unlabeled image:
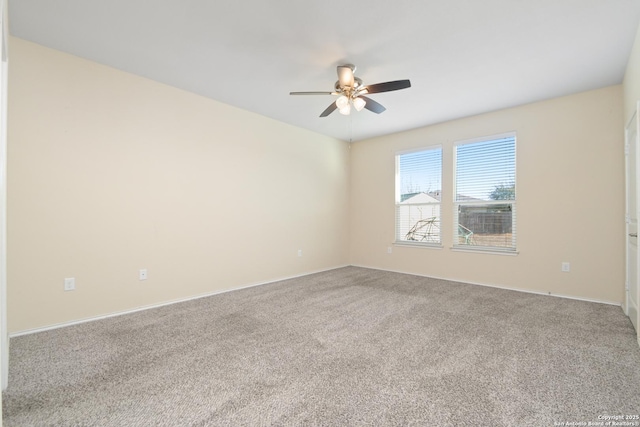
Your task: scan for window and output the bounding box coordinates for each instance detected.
[395,147,442,245]
[454,134,516,251]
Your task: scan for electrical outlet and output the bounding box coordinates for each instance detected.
[387,247,392,254]
[139,269,148,280]
[561,262,570,272]
[297,249,302,257]
[64,277,75,291]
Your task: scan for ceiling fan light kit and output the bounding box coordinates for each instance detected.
[352,97,366,112]
[336,95,350,109]
[290,64,411,117]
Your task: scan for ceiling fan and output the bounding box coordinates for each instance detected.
[290,64,411,117]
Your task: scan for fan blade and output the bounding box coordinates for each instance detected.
[362,79,411,94]
[337,65,354,88]
[319,102,338,117]
[359,96,386,114]
[290,91,335,95]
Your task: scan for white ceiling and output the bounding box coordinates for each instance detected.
[8,0,640,142]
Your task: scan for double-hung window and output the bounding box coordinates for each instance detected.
[395,147,442,245]
[454,134,516,251]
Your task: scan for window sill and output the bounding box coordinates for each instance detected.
[450,247,519,256]
[394,241,443,250]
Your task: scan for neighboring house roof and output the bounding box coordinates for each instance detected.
[400,192,420,202]
[401,192,510,203]
[400,192,440,204]
[401,191,489,203]
[456,194,485,202]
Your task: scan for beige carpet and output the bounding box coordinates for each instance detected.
[3,267,640,426]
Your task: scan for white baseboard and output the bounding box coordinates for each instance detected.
[10,265,350,338]
[10,264,623,338]
[350,264,623,307]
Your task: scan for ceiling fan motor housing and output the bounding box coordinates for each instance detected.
[335,77,363,97]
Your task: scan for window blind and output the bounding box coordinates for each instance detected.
[395,147,442,245]
[454,135,516,251]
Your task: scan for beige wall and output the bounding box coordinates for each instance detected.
[7,32,632,333]
[350,86,624,303]
[7,37,350,333]
[624,20,640,125]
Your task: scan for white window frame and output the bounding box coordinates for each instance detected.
[395,146,443,247]
[453,133,517,253]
